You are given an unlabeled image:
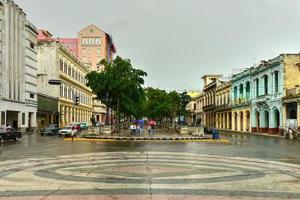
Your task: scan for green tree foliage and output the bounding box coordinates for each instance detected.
[178,91,192,124]
[86,56,147,132]
[143,88,180,125]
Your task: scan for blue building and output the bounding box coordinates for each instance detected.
[250,57,283,134]
[231,68,252,132]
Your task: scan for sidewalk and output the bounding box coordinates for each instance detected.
[218,129,285,139]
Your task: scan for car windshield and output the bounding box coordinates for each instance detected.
[63,127,72,130]
[48,124,58,128]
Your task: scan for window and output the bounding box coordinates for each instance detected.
[255,79,259,97]
[60,85,63,97]
[95,38,101,45]
[30,42,35,49]
[60,59,63,71]
[30,93,34,98]
[64,86,67,98]
[264,75,268,95]
[68,65,71,76]
[64,62,67,74]
[274,71,279,93]
[1,111,5,126]
[22,113,25,125]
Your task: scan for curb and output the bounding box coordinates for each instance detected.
[63,137,230,143]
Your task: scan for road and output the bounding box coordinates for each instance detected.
[1,132,300,199]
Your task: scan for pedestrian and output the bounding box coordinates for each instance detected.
[151,125,155,135]
[140,123,144,135]
[136,124,140,135]
[148,125,151,135]
[130,123,135,135]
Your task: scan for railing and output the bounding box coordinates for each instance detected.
[215,104,232,111]
[232,98,250,106]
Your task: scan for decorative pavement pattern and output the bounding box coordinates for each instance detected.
[1,152,300,199]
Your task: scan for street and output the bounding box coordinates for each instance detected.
[1,132,300,199]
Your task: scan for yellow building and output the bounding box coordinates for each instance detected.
[215,81,232,130]
[37,30,93,128]
[187,93,204,126]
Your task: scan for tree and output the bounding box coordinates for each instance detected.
[178,91,191,125]
[86,56,147,133]
[143,88,180,127]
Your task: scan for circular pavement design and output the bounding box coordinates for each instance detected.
[1,152,300,199]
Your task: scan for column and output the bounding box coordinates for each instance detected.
[232,112,235,131]
[243,111,247,132]
[237,112,240,131]
[297,102,300,128]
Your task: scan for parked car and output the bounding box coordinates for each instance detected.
[58,126,77,137]
[71,123,81,132]
[80,122,88,130]
[204,127,213,134]
[41,124,61,136]
[0,128,22,144]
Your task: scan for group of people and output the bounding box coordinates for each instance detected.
[130,123,144,135]
[130,120,156,135]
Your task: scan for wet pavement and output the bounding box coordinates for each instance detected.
[1,132,300,199]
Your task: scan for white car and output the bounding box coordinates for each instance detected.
[58,126,77,137]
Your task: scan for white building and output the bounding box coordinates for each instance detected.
[0,0,38,131]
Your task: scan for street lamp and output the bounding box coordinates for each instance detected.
[104,92,112,125]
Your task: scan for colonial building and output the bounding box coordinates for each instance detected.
[37,30,93,128]
[215,81,232,130]
[251,54,300,134]
[202,75,222,127]
[0,0,38,131]
[58,25,116,125]
[231,68,251,132]
[283,86,300,129]
[187,93,204,126]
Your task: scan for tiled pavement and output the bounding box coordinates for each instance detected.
[1,151,300,199]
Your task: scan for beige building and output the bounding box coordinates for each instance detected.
[215,81,232,130]
[37,31,93,128]
[0,0,38,131]
[77,25,115,71]
[77,25,116,124]
[187,93,205,126]
[202,75,222,127]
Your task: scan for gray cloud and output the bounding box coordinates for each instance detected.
[14,0,300,91]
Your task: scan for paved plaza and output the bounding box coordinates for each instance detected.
[1,133,300,199]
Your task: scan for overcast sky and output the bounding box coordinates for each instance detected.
[14,0,300,91]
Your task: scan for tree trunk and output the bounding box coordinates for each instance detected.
[117,96,120,134]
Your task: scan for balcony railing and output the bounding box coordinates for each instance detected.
[232,98,250,107]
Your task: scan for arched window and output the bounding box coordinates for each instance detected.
[246,81,250,100]
[264,75,268,95]
[233,86,237,102]
[239,84,243,99]
[255,78,259,97]
[274,71,279,93]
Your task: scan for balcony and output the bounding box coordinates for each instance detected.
[232,98,250,107]
[215,104,232,111]
[202,104,215,111]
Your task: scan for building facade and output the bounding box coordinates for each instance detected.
[0,0,38,131]
[187,93,204,126]
[202,75,222,127]
[251,54,300,134]
[231,68,251,132]
[250,58,283,134]
[215,81,232,130]
[37,31,93,128]
[283,86,300,129]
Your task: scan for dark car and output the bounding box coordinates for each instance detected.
[204,127,213,134]
[0,128,22,144]
[41,124,61,136]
